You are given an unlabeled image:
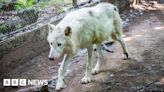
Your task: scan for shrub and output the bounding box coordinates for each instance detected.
[15,0,35,11]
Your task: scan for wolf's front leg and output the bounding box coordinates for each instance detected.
[81,47,93,84]
[56,54,71,90]
[92,45,103,75]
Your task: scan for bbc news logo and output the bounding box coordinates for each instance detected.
[3,79,48,86]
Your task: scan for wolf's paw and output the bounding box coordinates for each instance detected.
[122,53,129,60]
[55,80,66,91]
[81,76,91,84]
[92,68,100,75]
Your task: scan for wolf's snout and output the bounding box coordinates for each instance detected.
[49,57,54,61]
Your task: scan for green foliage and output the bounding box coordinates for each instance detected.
[15,0,35,11]
[0,23,6,33]
[0,0,5,11]
[50,0,64,3]
[0,3,3,11]
[0,0,6,3]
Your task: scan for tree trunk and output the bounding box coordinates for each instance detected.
[101,0,131,12]
[131,0,142,8]
[72,0,77,7]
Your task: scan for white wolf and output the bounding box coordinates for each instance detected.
[47,3,128,90]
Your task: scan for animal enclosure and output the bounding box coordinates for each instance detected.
[0,0,164,92]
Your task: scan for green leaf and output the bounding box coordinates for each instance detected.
[27,0,34,9]
[15,4,21,11]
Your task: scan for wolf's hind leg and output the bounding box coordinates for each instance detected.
[113,13,129,60]
[117,37,129,60]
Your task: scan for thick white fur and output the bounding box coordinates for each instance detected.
[47,3,128,90]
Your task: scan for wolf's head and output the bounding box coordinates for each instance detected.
[47,24,72,60]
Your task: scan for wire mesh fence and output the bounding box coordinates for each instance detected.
[0,0,91,41]
[0,0,89,36]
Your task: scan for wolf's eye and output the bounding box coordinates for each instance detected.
[50,43,53,45]
[57,43,62,47]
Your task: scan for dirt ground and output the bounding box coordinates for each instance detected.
[0,1,164,92]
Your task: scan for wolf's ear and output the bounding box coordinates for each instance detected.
[48,23,56,33]
[64,26,72,37]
